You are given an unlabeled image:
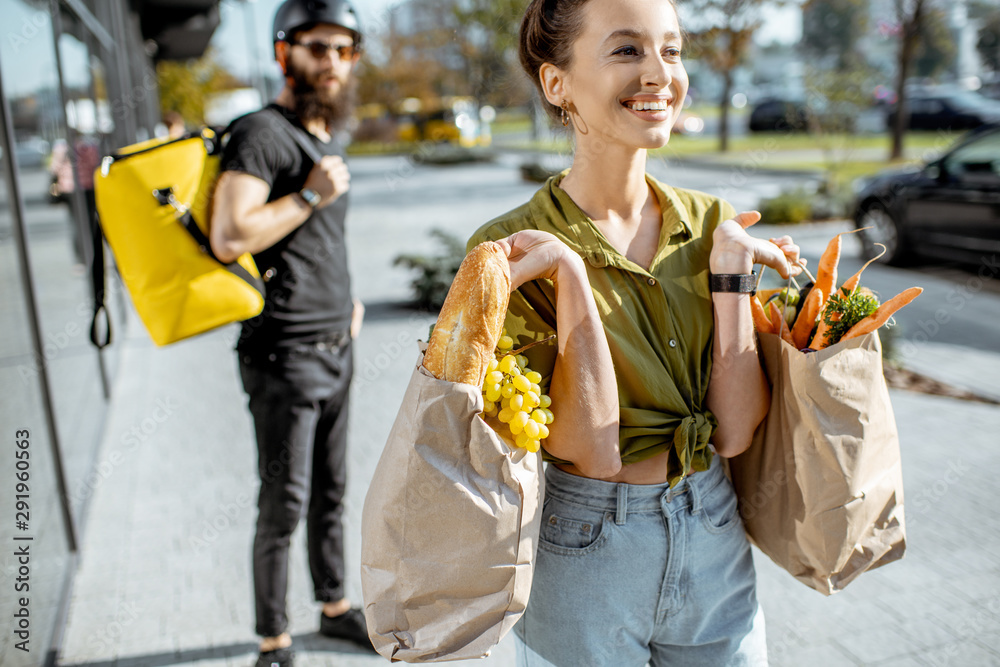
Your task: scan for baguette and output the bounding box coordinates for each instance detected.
[423,241,511,385]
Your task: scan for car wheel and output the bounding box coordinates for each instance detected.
[857,202,909,265]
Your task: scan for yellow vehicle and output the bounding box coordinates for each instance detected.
[394,96,491,147]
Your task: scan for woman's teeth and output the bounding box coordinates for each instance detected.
[626,101,668,111]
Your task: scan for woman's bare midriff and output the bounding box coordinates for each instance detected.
[555,449,696,485]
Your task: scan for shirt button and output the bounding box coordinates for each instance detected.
[669,339,677,348]
[647,277,656,286]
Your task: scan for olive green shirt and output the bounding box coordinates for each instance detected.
[468,171,736,486]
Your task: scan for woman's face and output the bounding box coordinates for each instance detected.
[557,0,688,150]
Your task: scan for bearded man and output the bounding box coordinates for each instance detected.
[210,2,370,664]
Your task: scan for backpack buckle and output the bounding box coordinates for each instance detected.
[152,187,188,214]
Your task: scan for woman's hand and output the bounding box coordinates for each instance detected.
[350,298,364,339]
[494,230,585,291]
[711,211,804,279]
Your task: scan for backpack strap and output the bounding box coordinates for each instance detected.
[266,106,326,164]
[175,207,265,295]
[89,209,112,349]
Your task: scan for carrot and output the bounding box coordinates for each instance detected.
[809,311,838,349]
[840,245,887,295]
[751,296,774,334]
[813,234,842,313]
[841,287,923,341]
[769,300,795,345]
[781,322,796,346]
[791,287,823,349]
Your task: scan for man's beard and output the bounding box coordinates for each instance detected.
[287,60,357,133]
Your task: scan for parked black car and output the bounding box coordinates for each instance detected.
[886,90,1000,131]
[748,98,809,132]
[853,123,1000,265]
[748,96,855,133]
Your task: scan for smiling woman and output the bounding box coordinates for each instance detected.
[465,0,806,664]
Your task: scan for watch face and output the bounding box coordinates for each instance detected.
[301,189,320,207]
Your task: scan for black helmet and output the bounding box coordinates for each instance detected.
[272,0,362,45]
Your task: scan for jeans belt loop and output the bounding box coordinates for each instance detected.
[615,483,628,525]
[687,475,702,516]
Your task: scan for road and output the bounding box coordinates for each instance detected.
[11,148,993,360]
[757,221,1000,357]
[346,150,1000,357]
[345,149,819,296]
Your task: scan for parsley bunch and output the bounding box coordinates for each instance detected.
[821,287,880,346]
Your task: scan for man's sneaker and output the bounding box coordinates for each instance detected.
[254,645,294,667]
[319,608,376,652]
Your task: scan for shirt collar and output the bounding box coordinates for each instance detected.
[529,170,693,270]
[647,173,694,241]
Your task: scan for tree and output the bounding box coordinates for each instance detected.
[801,0,869,69]
[681,0,766,152]
[450,0,526,108]
[156,49,244,125]
[802,62,878,216]
[976,10,1000,72]
[912,6,956,78]
[356,0,527,112]
[889,0,929,161]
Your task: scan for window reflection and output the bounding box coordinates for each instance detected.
[0,0,116,524]
[0,30,72,667]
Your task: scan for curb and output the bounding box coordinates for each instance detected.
[656,154,825,179]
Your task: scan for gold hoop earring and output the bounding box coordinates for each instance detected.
[560,100,570,127]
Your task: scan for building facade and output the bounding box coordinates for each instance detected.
[0,1,218,664]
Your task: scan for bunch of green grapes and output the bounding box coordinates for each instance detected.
[480,330,554,453]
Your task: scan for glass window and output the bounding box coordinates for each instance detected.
[0,0,112,526]
[0,56,73,667]
[946,132,1000,183]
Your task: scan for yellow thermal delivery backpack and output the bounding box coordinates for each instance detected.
[94,130,265,346]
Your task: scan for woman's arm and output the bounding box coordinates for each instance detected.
[495,231,622,479]
[706,212,801,457]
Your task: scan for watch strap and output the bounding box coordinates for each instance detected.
[708,272,757,295]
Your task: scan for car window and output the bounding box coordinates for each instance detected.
[945,131,1000,183]
[910,99,939,114]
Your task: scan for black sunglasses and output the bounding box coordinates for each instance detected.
[290,40,359,62]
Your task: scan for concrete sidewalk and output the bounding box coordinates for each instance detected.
[56,156,1000,666]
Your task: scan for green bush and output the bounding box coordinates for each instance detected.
[757,187,814,224]
[393,229,466,310]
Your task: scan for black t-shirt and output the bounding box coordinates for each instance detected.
[220,103,353,351]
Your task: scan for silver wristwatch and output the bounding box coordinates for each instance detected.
[299,188,322,209]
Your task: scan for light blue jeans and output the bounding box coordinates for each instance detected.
[515,455,767,667]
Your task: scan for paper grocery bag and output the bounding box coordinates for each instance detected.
[361,348,543,662]
[728,331,906,595]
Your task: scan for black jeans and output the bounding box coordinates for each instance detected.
[239,332,353,637]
